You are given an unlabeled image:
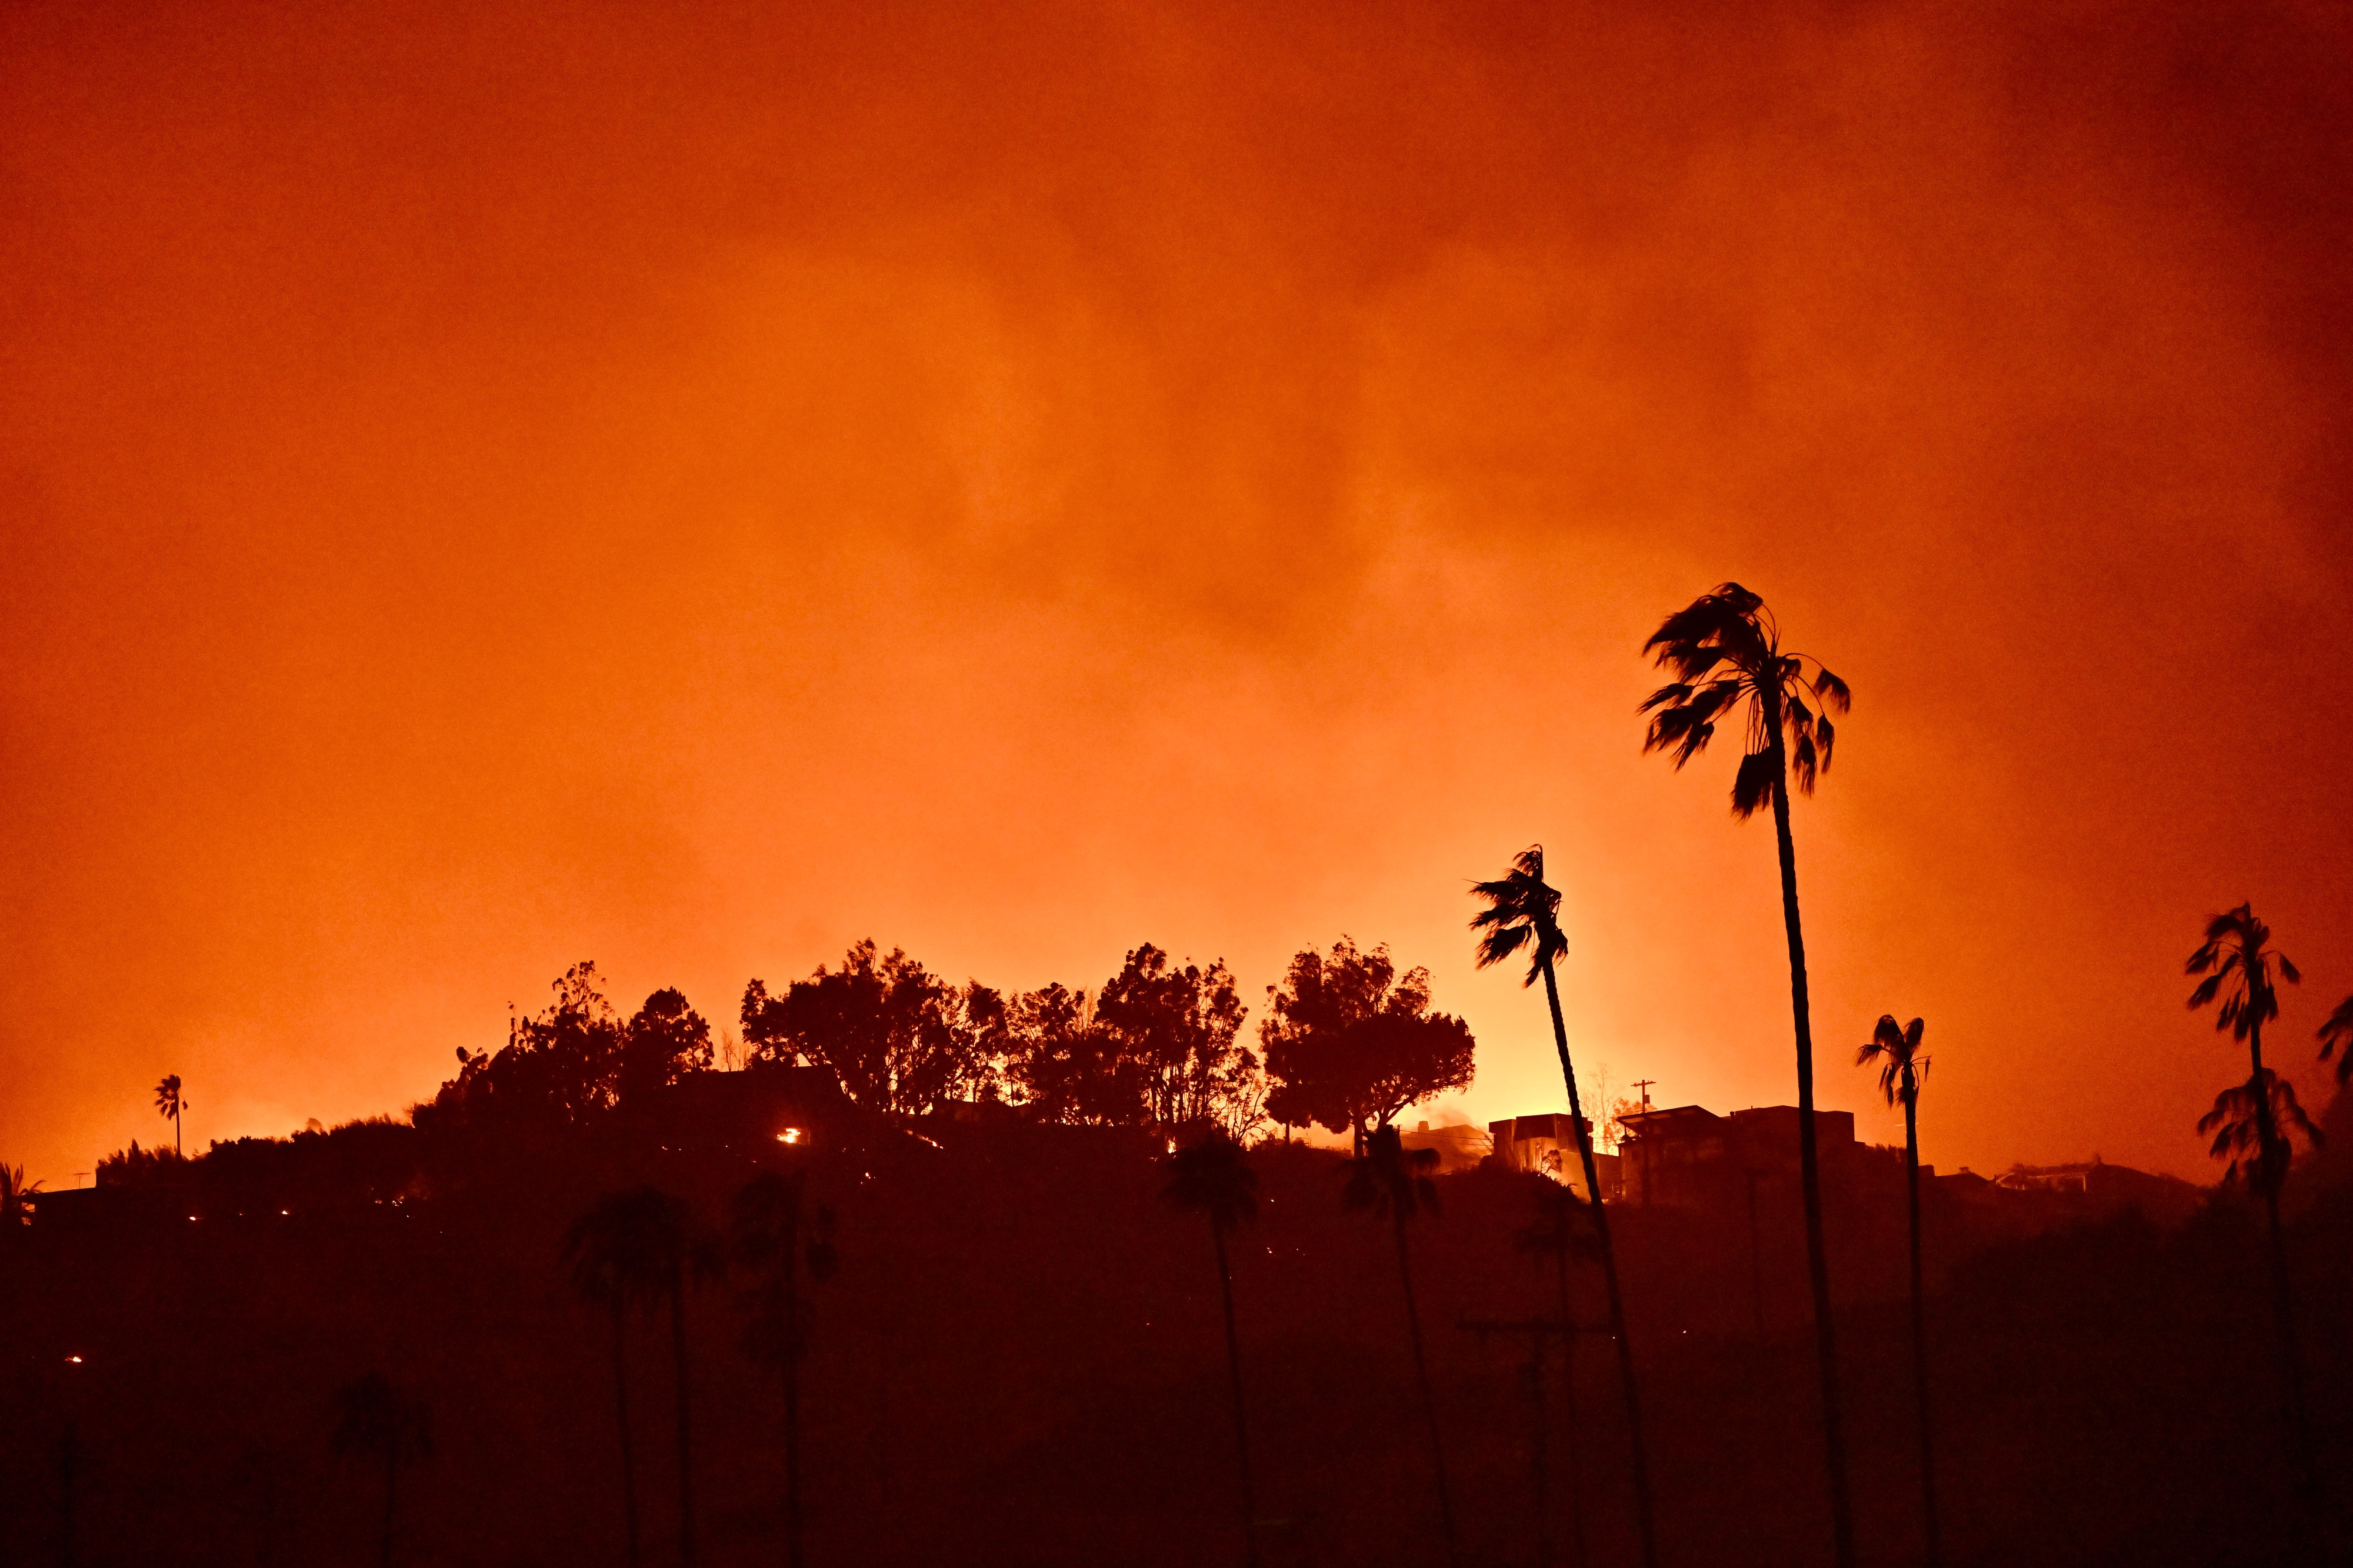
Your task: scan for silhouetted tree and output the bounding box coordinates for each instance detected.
[426,962,625,1132]
[155,1073,185,1156]
[1858,1014,1941,1568]
[1097,944,1262,1137]
[742,942,991,1113]
[1515,1180,1602,1568]
[1162,1132,1264,1568]
[1259,938,1476,1156]
[2187,903,2319,1495]
[619,987,715,1107]
[1,1163,41,1229]
[732,1170,838,1568]
[565,1186,720,1568]
[1343,1124,1455,1557]
[2315,995,2353,1084]
[1640,581,1854,1568]
[329,1371,431,1568]
[1004,982,1138,1125]
[1471,848,1656,1568]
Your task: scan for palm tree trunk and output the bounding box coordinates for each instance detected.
[1211,1223,1261,1568]
[785,1244,805,1568]
[671,1278,697,1568]
[1392,1209,1457,1557]
[1904,1090,1942,1568]
[1766,744,1855,1568]
[1537,960,1658,1568]
[613,1301,642,1568]
[1553,1248,1587,1568]
[381,1450,398,1568]
[2247,1021,2317,1498]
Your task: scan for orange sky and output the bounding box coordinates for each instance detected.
[5,0,2351,1187]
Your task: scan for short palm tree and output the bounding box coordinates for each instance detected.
[1639,581,1854,1568]
[731,1170,838,1568]
[1472,847,1656,1568]
[1858,1015,1941,1567]
[1515,1180,1602,1568]
[1344,1124,1455,1559]
[155,1075,186,1156]
[1163,1132,1264,1568]
[329,1370,431,1568]
[566,1187,718,1568]
[2187,903,2319,1494]
[1,1163,42,1230]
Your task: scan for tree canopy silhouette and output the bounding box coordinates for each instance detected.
[732,1169,837,1568]
[1162,1132,1264,1567]
[741,940,1001,1114]
[1344,1123,1455,1556]
[1259,937,1474,1155]
[1641,581,1855,1568]
[329,1370,431,1568]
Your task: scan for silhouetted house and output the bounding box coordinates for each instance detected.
[1488,1113,1621,1201]
[1614,1103,1890,1208]
[1994,1158,2199,1223]
[1401,1119,1492,1173]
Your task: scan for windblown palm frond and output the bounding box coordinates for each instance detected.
[2316,996,2353,1085]
[1639,582,1849,820]
[2186,903,2299,1040]
[1163,1131,1259,1236]
[1468,846,1565,987]
[1344,1123,1440,1223]
[1855,1015,1927,1107]
[2198,1070,2321,1196]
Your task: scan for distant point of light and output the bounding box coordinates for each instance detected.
[777,1127,803,1145]
[66,1354,83,1365]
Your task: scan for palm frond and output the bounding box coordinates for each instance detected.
[2317,996,2353,1083]
[1731,750,1778,819]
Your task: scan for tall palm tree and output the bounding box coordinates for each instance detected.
[1162,1132,1264,1568]
[731,1170,838,1568]
[1858,1015,1941,1568]
[1344,1124,1455,1560]
[1639,581,1854,1567]
[566,1187,717,1567]
[1471,848,1657,1568]
[2187,903,2318,1496]
[1515,1180,1601,1568]
[329,1371,432,1568]
[155,1075,186,1157]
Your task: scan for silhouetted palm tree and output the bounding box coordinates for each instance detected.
[155,1075,185,1156]
[1515,1180,1602,1568]
[1162,1132,1264,1568]
[1858,1015,1941,1568]
[731,1170,838,1568]
[1,1163,42,1230]
[1344,1123,1455,1559]
[2315,995,2353,1085]
[1471,847,1657,1568]
[566,1187,718,1567]
[1639,581,1854,1567]
[2187,903,2319,1495]
[329,1371,431,1568]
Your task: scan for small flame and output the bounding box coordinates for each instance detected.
[66,1355,82,1365]
[777,1127,803,1145]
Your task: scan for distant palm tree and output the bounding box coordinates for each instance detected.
[1471,847,1656,1568]
[731,1170,838,1568]
[1515,1180,1602,1568]
[2187,903,2319,1495]
[2315,995,2353,1084]
[155,1075,186,1156]
[1639,581,1854,1568]
[1162,1132,1264,1568]
[1344,1123,1455,1559]
[1,1163,42,1229]
[329,1371,431,1568]
[566,1187,718,1567]
[1858,1015,1941,1568]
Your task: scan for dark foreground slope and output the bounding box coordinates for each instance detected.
[2,1106,2348,1567]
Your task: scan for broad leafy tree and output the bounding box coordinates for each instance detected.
[329,1371,431,1568]
[2187,903,2320,1496]
[1259,938,1475,1155]
[741,941,991,1113]
[1096,944,1261,1136]
[1471,848,1656,1568]
[426,962,626,1132]
[1344,1124,1455,1557]
[732,1170,838,1568]
[1639,581,1854,1568]
[1162,1132,1264,1568]
[1858,1015,1941,1568]
[1004,983,1139,1125]
[619,989,715,1107]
